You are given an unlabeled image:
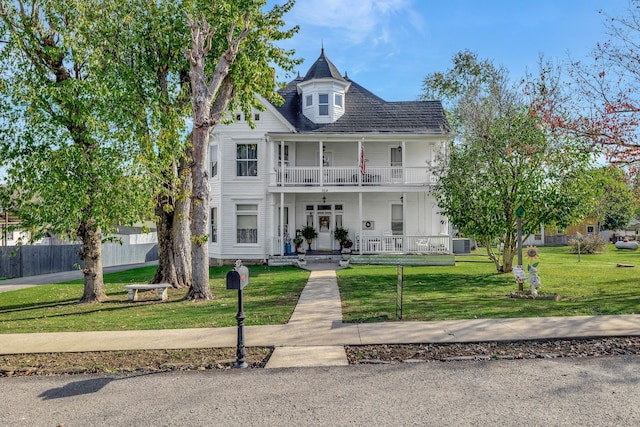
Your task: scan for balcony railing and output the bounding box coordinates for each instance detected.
[275,166,435,187]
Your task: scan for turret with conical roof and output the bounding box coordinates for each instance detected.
[302,48,346,82]
[297,48,350,124]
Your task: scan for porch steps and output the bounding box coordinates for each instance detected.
[267,254,342,267]
[350,254,455,266]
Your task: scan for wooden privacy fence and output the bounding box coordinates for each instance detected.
[0,243,158,279]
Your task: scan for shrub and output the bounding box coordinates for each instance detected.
[568,233,607,254]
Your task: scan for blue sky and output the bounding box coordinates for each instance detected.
[270,0,631,101]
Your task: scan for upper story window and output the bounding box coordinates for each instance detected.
[306,95,313,107]
[210,145,218,178]
[278,145,289,166]
[335,93,343,107]
[236,144,258,176]
[318,94,329,116]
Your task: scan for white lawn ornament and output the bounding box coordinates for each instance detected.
[528,263,541,297]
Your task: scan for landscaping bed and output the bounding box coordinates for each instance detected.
[2,337,639,376]
[0,347,272,376]
[346,336,640,364]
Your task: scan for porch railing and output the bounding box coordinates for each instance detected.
[270,235,451,256]
[275,166,434,187]
[355,234,450,254]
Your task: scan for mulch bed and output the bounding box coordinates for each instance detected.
[346,337,640,364]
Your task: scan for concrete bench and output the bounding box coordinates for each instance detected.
[124,284,171,302]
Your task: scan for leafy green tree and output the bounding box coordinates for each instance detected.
[423,51,594,273]
[96,0,194,289]
[0,0,153,302]
[183,0,299,300]
[590,167,635,232]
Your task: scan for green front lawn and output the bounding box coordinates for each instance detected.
[0,265,309,334]
[337,245,640,322]
[1,245,639,334]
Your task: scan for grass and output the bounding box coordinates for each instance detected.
[337,245,640,322]
[1,245,639,334]
[0,265,309,334]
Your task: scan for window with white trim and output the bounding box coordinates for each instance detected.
[236,144,258,176]
[210,207,217,243]
[278,145,289,166]
[335,93,343,107]
[306,95,313,107]
[318,93,329,116]
[391,204,403,235]
[210,145,218,178]
[237,204,258,243]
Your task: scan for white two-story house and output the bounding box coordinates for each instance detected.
[208,49,451,263]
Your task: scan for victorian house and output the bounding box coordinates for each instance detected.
[208,49,451,263]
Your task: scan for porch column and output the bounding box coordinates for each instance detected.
[357,138,363,186]
[280,139,285,186]
[401,140,406,184]
[319,140,324,186]
[280,192,285,257]
[358,192,363,255]
[402,191,407,254]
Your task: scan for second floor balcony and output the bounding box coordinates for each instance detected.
[273,166,436,187]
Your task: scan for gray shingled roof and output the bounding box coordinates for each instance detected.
[273,51,449,134]
[302,48,346,82]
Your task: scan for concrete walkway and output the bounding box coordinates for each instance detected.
[1,262,639,368]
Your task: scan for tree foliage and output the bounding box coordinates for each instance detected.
[96,0,195,289]
[589,166,636,232]
[0,0,153,302]
[424,51,595,273]
[530,2,640,167]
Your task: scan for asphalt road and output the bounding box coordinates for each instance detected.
[1,356,639,426]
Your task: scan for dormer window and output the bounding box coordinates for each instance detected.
[335,94,343,107]
[306,95,313,107]
[319,94,329,116]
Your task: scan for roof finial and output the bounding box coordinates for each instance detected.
[321,39,324,55]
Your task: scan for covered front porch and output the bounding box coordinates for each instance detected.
[268,190,451,257]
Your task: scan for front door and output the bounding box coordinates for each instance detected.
[316,212,332,250]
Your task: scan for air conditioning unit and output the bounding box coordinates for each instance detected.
[362,220,375,230]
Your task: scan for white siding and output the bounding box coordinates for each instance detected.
[209,106,292,260]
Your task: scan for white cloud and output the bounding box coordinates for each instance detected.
[289,0,420,45]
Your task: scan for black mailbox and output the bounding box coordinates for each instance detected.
[226,265,249,290]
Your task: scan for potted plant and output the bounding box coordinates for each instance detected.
[300,225,317,251]
[293,234,304,253]
[333,227,350,249]
[341,238,353,260]
[297,246,306,264]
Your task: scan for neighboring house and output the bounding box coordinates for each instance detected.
[106,224,158,245]
[208,49,451,263]
[523,216,601,246]
[0,209,27,246]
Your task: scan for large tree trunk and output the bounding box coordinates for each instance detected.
[184,13,249,300]
[77,220,106,303]
[151,197,191,288]
[152,159,192,288]
[186,124,212,300]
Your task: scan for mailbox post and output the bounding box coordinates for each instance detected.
[226,259,249,368]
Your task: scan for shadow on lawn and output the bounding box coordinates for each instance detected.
[0,298,80,314]
[0,289,195,325]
